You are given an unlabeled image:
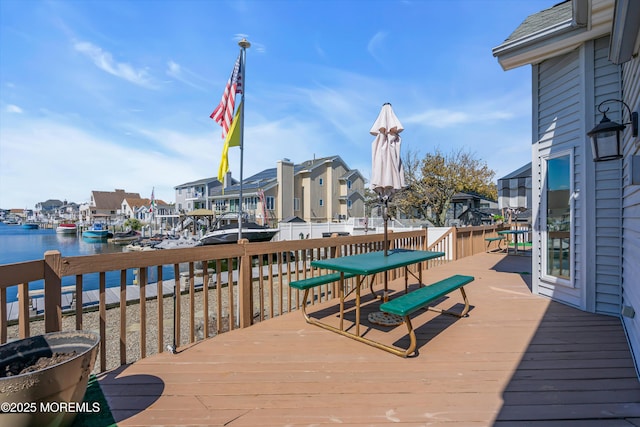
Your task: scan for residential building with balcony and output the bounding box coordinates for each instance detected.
[208,156,366,225]
[174,177,234,214]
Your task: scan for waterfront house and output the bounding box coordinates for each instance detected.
[174,177,232,213]
[79,189,140,224]
[54,201,80,222]
[34,199,64,220]
[209,156,366,225]
[121,197,168,221]
[121,197,175,230]
[493,0,640,373]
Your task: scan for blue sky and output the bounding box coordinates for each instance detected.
[0,0,556,209]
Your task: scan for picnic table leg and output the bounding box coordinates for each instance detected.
[355,278,360,336]
[339,272,345,331]
[404,316,417,357]
[405,267,409,293]
[298,281,421,358]
[300,289,313,323]
[426,287,470,318]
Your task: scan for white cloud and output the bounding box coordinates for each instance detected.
[367,31,387,64]
[0,118,205,207]
[5,104,23,114]
[167,60,180,77]
[73,41,156,89]
[165,60,206,91]
[404,107,515,128]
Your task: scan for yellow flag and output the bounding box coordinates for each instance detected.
[217,102,243,184]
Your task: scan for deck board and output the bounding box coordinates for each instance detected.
[98,253,640,426]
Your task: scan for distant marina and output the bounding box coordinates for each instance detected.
[0,222,175,303]
[0,215,418,307]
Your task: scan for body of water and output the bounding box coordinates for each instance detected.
[0,223,174,303]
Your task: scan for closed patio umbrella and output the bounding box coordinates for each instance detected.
[370,103,405,200]
[369,103,406,326]
[370,103,405,255]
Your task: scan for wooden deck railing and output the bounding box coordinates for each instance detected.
[0,224,506,372]
[453,224,511,258]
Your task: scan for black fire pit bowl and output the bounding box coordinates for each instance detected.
[0,330,100,427]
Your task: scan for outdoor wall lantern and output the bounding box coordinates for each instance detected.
[587,99,638,162]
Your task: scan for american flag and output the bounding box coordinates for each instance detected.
[210,52,243,139]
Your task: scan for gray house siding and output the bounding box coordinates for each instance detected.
[533,48,583,308]
[532,36,623,316]
[621,47,640,371]
[494,0,639,379]
[592,36,623,315]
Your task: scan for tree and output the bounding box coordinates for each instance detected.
[394,148,431,219]
[396,148,497,226]
[124,218,142,231]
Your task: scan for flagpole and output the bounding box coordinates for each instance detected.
[237,38,250,240]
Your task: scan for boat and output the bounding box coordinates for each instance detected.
[199,218,279,246]
[56,223,78,235]
[21,222,39,230]
[82,223,110,240]
[108,230,141,245]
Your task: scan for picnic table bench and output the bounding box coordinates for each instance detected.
[290,272,357,324]
[484,236,506,252]
[379,274,474,357]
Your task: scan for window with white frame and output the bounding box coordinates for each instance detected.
[319,199,324,207]
[543,152,572,283]
[246,197,257,210]
[293,198,300,211]
[319,178,324,186]
[266,196,275,210]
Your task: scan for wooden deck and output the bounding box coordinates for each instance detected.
[98,252,640,426]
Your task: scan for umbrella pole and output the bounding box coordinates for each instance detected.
[383,197,389,302]
[383,197,389,257]
[368,196,403,326]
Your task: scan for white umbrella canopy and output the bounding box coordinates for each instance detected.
[370,103,406,199]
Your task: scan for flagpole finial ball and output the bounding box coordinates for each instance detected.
[238,38,251,48]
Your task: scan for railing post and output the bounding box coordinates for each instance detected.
[452,227,458,260]
[0,287,7,344]
[422,228,428,251]
[18,284,29,339]
[44,250,62,332]
[238,239,253,328]
[329,233,339,258]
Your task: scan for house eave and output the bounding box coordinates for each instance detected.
[609,0,640,64]
[493,0,614,70]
